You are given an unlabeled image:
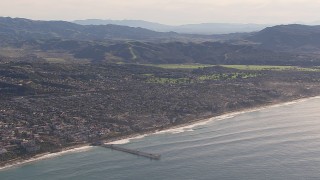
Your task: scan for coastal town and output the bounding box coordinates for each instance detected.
[1,60,320,164]
[2,0,320,178]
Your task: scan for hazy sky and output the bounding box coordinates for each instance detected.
[1,0,320,25]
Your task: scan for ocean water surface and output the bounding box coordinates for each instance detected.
[1,97,320,180]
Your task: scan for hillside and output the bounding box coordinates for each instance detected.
[2,38,312,66]
[248,24,320,53]
[0,17,182,44]
[0,17,252,46]
[0,17,320,66]
[72,41,311,65]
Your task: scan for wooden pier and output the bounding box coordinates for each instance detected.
[93,143,161,160]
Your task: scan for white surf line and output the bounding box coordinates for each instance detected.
[110,96,320,144]
[0,146,93,171]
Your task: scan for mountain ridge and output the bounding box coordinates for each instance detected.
[247,24,320,53]
[1,17,320,66]
[73,19,269,34]
[0,17,182,43]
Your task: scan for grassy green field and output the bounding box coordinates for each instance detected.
[143,64,320,72]
[222,65,320,72]
[45,58,66,63]
[146,77,190,84]
[144,64,214,69]
[198,72,260,81]
[144,72,260,84]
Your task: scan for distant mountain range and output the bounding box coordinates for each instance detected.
[73,19,269,34]
[1,17,320,65]
[0,17,251,46]
[0,17,184,43]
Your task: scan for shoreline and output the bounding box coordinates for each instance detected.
[0,144,93,171]
[1,95,319,171]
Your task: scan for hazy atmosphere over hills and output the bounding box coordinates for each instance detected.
[1,17,320,65]
[1,0,320,25]
[73,19,270,34]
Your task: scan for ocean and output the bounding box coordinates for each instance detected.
[1,97,320,180]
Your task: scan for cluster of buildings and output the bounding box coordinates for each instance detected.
[0,94,124,159]
[0,63,152,161]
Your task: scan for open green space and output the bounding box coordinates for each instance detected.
[144,72,261,84]
[144,64,214,69]
[221,65,320,71]
[144,64,320,72]
[45,58,66,63]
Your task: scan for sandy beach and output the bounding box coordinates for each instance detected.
[1,95,319,171]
